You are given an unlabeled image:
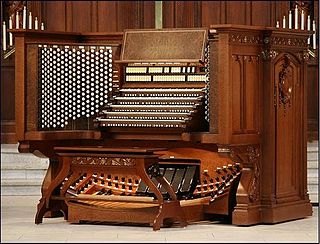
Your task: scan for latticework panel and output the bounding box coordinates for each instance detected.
[59,163,241,202]
[38,44,113,130]
[193,163,241,201]
[61,172,141,196]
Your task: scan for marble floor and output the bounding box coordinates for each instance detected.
[1,195,318,243]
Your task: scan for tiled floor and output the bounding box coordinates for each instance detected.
[1,196,318,243]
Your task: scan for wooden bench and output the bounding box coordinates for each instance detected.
[35,146,187,230]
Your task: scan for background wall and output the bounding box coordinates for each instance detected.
[1,0,318,143]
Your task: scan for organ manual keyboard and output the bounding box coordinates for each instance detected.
[96,29,210,135]
[11,25,313,230]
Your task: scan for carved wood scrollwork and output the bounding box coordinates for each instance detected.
[71,157,136,166]
[4,1,25,17]
[278,55,292,114]
[229,34,263,44]
[228,145,261,202]
[261,49,279,60]
[297,50,310,61]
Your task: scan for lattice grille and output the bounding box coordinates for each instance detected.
[62,172,141,196]
[193,163,241,201]
[38,44,113,129]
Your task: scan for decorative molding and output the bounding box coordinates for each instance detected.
[71,157,136,166]
[229,34,263,44]
[228,144,260,167]
[227,144,261,202]
[246,146,260,202]
[232,54,260,62]
[278,55,292,113]
[269,36,308,48]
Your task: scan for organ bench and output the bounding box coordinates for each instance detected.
[11,24,313,230]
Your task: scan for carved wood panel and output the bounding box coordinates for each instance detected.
[231,55,261,135]
[1,1,318,143]
[274,54,302,201]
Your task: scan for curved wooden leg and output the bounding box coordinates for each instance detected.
[35,197,48,224]
[173,202,187,227]
[35,157,71,224]
[60,200,69,220]
[153,201,187,230]
[155,176,187,228]
[153,204,165,231]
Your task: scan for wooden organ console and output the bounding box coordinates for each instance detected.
[11,25,313,230]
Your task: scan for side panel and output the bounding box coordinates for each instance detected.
[274,54,302,202]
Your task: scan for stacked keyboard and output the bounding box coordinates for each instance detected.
[95,64,207,129]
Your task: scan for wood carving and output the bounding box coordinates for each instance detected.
[12,25,312,229]
[297,50,310,61]
[230,34,263,44]
[270,36,308,47]
[228,144,260,202]
[291,1,313,15]
[246,146,260,202]
[278,55,292,113]
[261,49,279,60]
[4,1,25,17]
[71,157,136,166]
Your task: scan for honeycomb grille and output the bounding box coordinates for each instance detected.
[38,44,113,129]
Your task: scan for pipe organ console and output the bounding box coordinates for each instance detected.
[11,25,313,230]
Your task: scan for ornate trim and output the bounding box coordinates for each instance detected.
[232,54,260,62]
[296,50,310,61]
[71,157,136,166]
[246,146,260,202]
[229,34,263,44]
[278,55,292,113]
[261,49,279,60]
[269,36,308,48]
[227,144,261,202]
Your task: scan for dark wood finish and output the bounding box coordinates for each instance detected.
[259,27,313,223]
[1,54,16,143]
[2,1,317,143]
[10,29,122,142]
[43,1,155,32]
[12,25,312,229]
[1,120,16,144]
[161,1,318,142]
[307,57,319,141]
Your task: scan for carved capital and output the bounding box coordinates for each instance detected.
[297,50,310,61]
[223,144,260,168]
[248,157,260,202]
[261,49,279,60]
